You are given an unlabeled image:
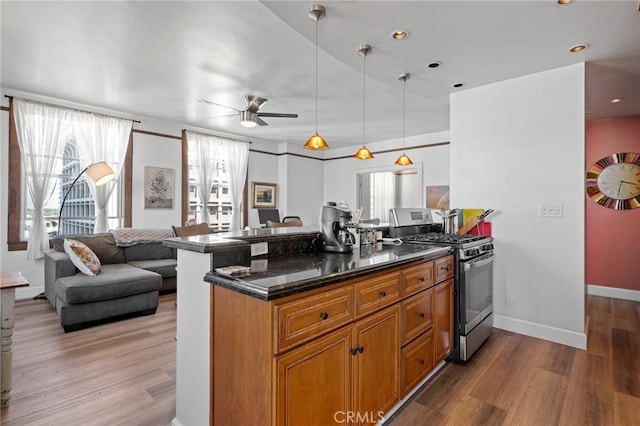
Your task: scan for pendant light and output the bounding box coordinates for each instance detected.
[354,44,374,160]
[304,4,329,150]
[395,73,414,166]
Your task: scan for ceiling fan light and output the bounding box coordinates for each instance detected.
[304,133,329,150]
[395,153,413,166]
[240,111,258,128]
[354,146,374,160]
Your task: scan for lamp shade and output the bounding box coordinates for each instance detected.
[85,161,115,186]
[354,146,374,160]
[304,133,329,150]
[394,153,413,166]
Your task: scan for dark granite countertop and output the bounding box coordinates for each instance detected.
[204,243,453,301]
[163,225,320,253]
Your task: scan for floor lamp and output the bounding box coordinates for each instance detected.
[57,161,115,236]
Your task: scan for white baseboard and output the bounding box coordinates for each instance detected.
[16,285,45,301]
[587,284,640,301]
[493,314,587,350]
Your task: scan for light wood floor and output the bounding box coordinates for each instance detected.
[1,294,639,426]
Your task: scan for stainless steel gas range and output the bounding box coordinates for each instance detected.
[389,208,495,362]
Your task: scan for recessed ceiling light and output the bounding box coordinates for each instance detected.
[391,30,409,40]
[453,83,464,88]
[610,98,622,103]
[427,61,442,69]
[557,0,574,4]
[569,44,588,53]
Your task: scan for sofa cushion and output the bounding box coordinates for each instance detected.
[127,259,177,278]
[54,233,125,265]
[56,264,161,305]
[124,242,174,262]
[64,239,101,276]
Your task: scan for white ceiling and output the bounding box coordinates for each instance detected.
[1,1,639,149]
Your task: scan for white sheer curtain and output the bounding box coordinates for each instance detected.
[72,112,132,233]
[371,171,395,222]
[219,139,249,231]
[186,131,220,225]
[12,98,72,260]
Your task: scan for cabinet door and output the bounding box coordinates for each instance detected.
[276,327,352,426]
[400,328,434,397]
[434,278,454,363]
[352,305,400,426]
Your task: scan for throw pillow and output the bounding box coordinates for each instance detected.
[64,239,101,276]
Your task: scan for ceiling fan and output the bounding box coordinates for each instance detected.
[199,95,298,128]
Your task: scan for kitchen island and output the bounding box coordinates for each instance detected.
[164,226,454,426]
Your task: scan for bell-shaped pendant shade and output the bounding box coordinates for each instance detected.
[394,153,413,166]
[354,146,374,160]
[304,133,329,150]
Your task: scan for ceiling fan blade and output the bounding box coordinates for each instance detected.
[244,95,268,113]
[209,113,240,118]
[257,112,298,118]
[256,117,269,126]
[199,99,241,112]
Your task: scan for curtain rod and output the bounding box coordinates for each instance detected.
[4,94,141,124]
[182,128,252,144]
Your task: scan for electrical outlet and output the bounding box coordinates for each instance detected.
[250,242,268,257]
[506,294,516,310]
[538,203,563,218]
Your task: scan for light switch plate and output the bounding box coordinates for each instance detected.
[251,242,268,257]
[539,203,563,218]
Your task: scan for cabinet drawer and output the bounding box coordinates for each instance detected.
[400,288,434,345]
[275,286,353,353]
[400,328,434,398]
[401,261,434,296]
[354,272,401,318]
[435,255,454,282]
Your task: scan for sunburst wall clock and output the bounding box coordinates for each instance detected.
[586,152,640,210]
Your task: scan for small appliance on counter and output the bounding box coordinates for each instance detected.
[320,202,355,253]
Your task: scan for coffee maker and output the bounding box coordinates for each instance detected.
[320,203,355,253]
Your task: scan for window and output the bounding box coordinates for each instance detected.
[187,158,232,231]
[7,100,132,251]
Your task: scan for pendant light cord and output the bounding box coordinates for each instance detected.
[362,51,366,146]
[402,77,406,150]
[314,18,319,135]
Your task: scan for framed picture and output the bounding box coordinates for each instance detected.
[251,181,277,208]
[144,166,174,209]
[426,185,450,209]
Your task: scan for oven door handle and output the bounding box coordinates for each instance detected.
[464,254,495,271]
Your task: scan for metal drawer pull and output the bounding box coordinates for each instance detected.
[418,277,425,282]
[379,291,386,297]
[358,346,364,354]
[319,312,329,320]
[418,312,425,318]
[418,359,425,365]
[350,347,358,356]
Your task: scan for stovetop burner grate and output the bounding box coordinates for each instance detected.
[402,233,488,246]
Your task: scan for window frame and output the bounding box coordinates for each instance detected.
[6,99,133,251]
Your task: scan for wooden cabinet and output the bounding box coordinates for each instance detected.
[434,278,454,363]
[400,327,434,397]
[352,306,400,425]
[276,327,353,426]
[211,254,454,426]
[400,288,433,345]
[275,285,353,352]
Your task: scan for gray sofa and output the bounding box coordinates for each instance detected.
[44,232,177,332]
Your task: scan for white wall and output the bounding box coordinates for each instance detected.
[247,148,280,228]
[131,121,183,228]
[450,63,586,348]
[323,131,450,213]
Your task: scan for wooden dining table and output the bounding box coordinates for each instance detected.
[1,271,29,408]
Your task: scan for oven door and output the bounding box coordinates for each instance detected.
[460,253,494,335]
